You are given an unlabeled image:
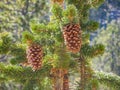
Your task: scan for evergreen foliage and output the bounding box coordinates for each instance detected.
[92,22,120,75]
[95,71,120,90]
[0,0,119,90]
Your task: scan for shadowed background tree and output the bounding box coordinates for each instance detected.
[92,22,120,75]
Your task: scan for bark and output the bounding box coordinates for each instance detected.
[79,55,94,90]
[51,68,69,90]
[51,68,64,90]
[63,69,69,90]
[79,55,85,90]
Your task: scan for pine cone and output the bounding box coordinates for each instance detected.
[63,23,82,53]
[26,43,43,71]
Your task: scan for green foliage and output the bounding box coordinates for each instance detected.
[31,23,60,34]
[63,5,77,17]
[0,32,13,54]
[53,47,71,68]
[90,78,99,89]
[36,77,52,90]
[51,3,79,24]
[80,44,105,58]
[51,3,63,19]
[66,0,104,30]
[95,71,120,90]
[86,21,99,31]
[62,5,79,24]
[0,63,52,81]
[0,0,49,44]
[82,33,90,44]
[92,0,105,8]
[81,21,99,32]
[10,56,26,65]
[9,43,26,64]
[31,23,47,34]
[80,78,99,90]
[92,22,120,75]
[0,75,8,83]
[23,80,37,90]
[66,0,105,9]
[22,31,34,43]
[10,46,26,56]
[0,0,118,90]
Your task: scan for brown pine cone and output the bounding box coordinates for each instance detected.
[26,43,43,71]
[63,23,82,53]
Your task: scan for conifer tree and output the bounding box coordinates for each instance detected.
[92,22,120,76]
[0,0,120,90]
[0,0,48,36]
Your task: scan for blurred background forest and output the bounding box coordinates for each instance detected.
[0,0,120,90]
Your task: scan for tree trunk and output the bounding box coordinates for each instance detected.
[51,68,69,90]
[51,68,64,90]
[79,55,94,90]
[79,55,85,90]
[63,69,69,90]
[53,76,63,90]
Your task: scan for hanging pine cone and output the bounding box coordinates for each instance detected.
[63,23,82,53]
[26,43,43,71]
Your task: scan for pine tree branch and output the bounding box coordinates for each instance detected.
[23,80,37,90]
[94,71,120,89]
[80,44,105,58]
[0,63,52,81]
[0,75,8,83]
[31,23,60,34]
